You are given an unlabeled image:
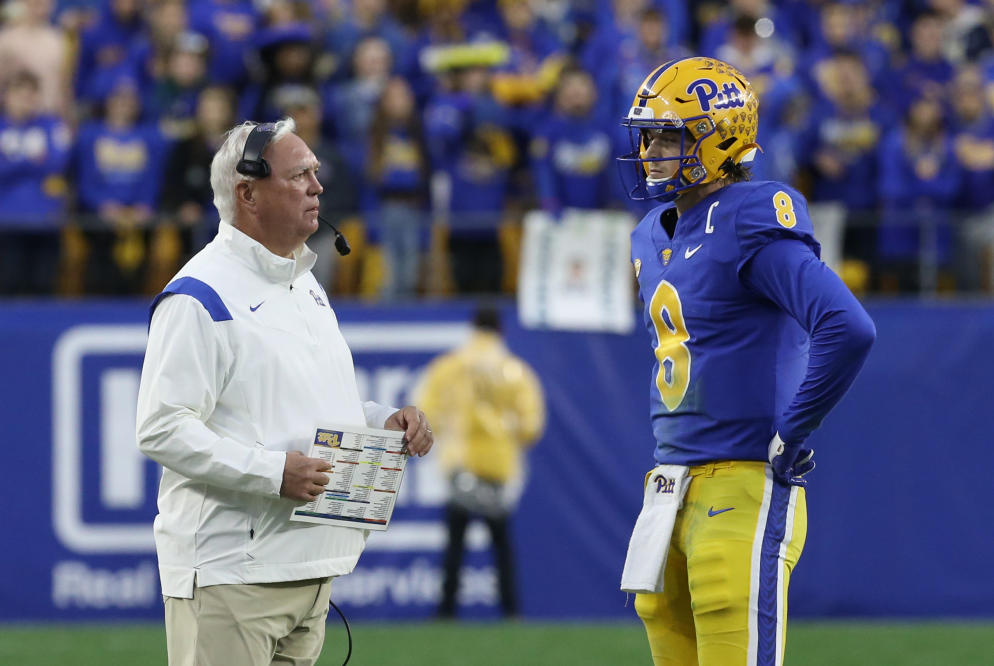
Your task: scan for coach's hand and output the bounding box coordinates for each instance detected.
[280,451,332,502]
[385,405,434,457]
[768,433,815,487]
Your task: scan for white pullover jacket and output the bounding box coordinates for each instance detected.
[137,222,395,598]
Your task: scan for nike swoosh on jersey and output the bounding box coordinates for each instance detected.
[685,244,703,259]
[249,301,265,312]
[707,506,735,517]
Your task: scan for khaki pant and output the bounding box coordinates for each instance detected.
[165,578,333,666]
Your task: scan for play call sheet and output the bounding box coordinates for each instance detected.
[289,425,408,531]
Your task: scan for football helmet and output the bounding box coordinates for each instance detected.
[617,57,761,202]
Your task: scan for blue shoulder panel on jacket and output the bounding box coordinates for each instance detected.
[148,276,233,326]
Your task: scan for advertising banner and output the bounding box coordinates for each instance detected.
[2,301,993,621]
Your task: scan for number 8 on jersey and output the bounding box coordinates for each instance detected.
[649,280,691,411]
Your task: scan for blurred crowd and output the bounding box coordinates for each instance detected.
[1,0,994,299]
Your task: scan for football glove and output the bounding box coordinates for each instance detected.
[768,432,815,487]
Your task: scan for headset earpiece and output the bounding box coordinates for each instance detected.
[236,122,277,178]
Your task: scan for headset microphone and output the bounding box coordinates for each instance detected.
[318,215,351,256]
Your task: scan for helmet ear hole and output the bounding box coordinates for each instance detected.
[716,137,737,151]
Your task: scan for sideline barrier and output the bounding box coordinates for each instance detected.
[1,301,992,620]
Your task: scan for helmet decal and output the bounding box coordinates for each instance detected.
[685,78,746,112]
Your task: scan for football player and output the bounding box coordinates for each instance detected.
[618,57,876,665]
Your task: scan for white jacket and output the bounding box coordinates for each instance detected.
[137,222,395,598]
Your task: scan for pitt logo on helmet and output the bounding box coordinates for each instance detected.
[686,78,745,112]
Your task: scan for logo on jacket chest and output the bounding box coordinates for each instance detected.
[309,289,326,307]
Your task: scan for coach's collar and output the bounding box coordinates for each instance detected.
[217,221,316,286]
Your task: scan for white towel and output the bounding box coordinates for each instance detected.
[620,464,691,594]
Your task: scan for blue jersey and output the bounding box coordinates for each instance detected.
[632,180,822,465]
[531,114,617,213]
[74,122,167,212]
[0,115,72,227]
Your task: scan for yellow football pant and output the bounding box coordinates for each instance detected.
[635,461,807,666]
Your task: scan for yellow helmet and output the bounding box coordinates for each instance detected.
[617,57,761,202]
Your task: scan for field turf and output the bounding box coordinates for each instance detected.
[1,619,992,665]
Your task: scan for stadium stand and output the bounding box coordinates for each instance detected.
[1,0,994,298]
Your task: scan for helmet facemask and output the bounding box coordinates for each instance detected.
[617,112,716,202]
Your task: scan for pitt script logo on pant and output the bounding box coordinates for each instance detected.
[652,474,676,494]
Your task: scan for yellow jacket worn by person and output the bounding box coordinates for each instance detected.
[415,330,545,485]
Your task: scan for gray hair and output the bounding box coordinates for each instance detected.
[210,118,297,223]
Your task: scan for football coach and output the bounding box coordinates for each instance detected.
[136,118,434,666]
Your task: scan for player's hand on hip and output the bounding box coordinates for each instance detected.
[280,451,332,502]
[768,432,815,487]
[385,405,434,457]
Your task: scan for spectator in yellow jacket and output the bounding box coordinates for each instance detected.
[414,304,545,618]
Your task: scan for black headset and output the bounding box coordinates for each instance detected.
[236,122,277,178]
[235,122,350,255]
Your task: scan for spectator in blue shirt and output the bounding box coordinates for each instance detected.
[530,66,618,215]
[322,35,393,171]
[583,0,690,86]
[949,64,994,212]
[74,76,168,294]
[0,70,72,295]
[189,0,260,88]
[75,0,145,111]
[129,0,189,91]
[893,11,955,114]
[799,1,892,92]
[806,50,891,266]
[322,0,413,83]
[145,31,210,140]
[750,74,812,192]
[366,76,430,300]
[949,64,994,290]
[599,7,691,121]
[426,62,516,294]
[877,95,962,292]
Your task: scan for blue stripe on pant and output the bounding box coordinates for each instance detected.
[757,481,792,665]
